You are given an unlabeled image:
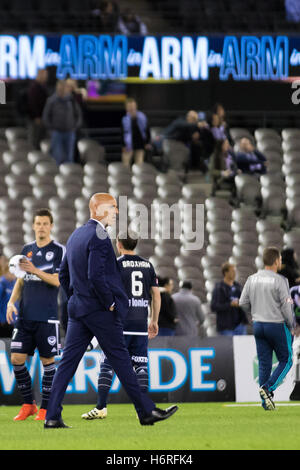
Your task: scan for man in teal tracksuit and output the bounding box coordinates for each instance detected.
[239,246,295,410]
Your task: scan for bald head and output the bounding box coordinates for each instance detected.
[186,110,198,124]
[89,193,118,227]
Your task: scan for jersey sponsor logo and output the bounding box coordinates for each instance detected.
[36,251,42,256]
[46,251,54,261]
[128,298,149,307]
[11,341,22,349]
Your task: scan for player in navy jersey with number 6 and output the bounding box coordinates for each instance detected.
[81,230,161,420]
[6,208,65,422]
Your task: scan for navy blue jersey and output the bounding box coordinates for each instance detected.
[117,254,158,334]
[19,240,65,322]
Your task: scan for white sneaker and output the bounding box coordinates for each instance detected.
[81,407,107,420]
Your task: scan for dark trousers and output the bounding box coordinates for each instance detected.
[253,321,293,392]
[46,310,155,421]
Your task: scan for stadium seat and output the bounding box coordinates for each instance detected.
[206,243,232,257]
[254,128,281,142]
[149,255,174,270]
[156,171,182,186]
[2,150,26,167]
[260,186,286,217]
[35,160,58,176]
[256,139,282,154]
[84,162,108,176]
[232,244,258,257]
[229,128,254,143]
[5,127,27,142]
[56,173,83,187]
[162,139,189,171]
[258,230,284,247]
[77,138,105,164]
[27,150,53,166]
[206,218,232,233]
[132,162,158,175]
[8,184,32,200]
[235,174,261,206]
[282,139,300,153]
[8,139,34,153]
[40,139,51,154]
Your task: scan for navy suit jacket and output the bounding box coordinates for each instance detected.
[59,219,129,321]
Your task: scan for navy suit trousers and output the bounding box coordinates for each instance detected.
[46,310,155,420]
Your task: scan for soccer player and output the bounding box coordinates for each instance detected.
[6,208,65,421]
[239,246,295,411]
[81,230,161,420]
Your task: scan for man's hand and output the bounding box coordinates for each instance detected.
[148,321,158,339]
[231,299,239,307]
[6,303,18,324]
[19,258,37,275]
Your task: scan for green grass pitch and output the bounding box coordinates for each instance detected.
[1,402,300,450]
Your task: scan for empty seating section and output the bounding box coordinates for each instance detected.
[0,123,299,337]
[0,0,294,34]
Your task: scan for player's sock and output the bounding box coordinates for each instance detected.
[13,363,34,404]
[97,363,113,409]
[135,365,149,393]
[41,363,56,410]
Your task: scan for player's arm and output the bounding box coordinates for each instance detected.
[238,278,251,313]
[278,276,295,332]
[6,278,24,324]
[148,286,161,339]
[19,258,60,287]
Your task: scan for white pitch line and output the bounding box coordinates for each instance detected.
[225,403,300,407]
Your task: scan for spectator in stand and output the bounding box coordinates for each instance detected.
[42,80,83,166]
[212,102,234,146]
[27,68,49,150]
[208,138,241,201]
[0,256,16,338]
[157,277,178,336]
[92,0,120,33]
[278,248,300,288]
[117,8,147,35]
[207,112,227,141]
[173,281,204,336]
[121,97,151,167]
[211,262,248,336]
[285,0,300,22]
[236,137,267,175]
[161,110,212,172]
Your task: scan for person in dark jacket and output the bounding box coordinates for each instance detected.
[27,68,49,149]
[42,80,82,165]
[157,277,178,336]
[211,262,248,335]
[278,247,300,288]
[236,137,267,175]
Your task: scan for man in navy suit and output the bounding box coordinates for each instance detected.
[44,193,178,427]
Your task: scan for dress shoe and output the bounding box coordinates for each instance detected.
[44,418,70,428]
[140,405,178,425]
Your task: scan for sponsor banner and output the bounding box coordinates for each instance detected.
[0,34,299,81]
[233,335,294,402]
[0,336,235,405]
